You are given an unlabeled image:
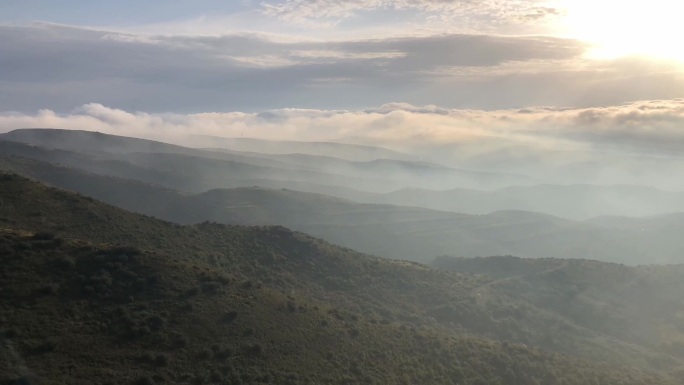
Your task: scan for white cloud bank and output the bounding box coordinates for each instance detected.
[2,100,684,157]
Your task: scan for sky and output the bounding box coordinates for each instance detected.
[1,0,684,159]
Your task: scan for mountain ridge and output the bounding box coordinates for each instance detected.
[2,173,683,384]
[4,153,684,265]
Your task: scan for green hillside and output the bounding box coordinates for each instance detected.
[433,255,684,375]
[6,228,597,385]
[0,173,681,384]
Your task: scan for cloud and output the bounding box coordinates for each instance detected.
[533,99,684,154]
[261,0,561,32]
[2,100,684,158]
[0,23,683,113]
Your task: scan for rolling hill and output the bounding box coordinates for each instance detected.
[0,173,680,384]
[366,184,684,220]
[6,128,684,221]
[433,255,684,375]
[182,134,415,161]
[2,154,684,266]
[0,128,534,191]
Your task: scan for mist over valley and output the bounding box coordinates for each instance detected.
[3,2,684,383]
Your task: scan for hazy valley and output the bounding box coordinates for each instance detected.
[2,127,684,384]
[3,129,684,265]
[4,2,684,383]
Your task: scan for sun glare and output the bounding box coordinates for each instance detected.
[555,0,684,61]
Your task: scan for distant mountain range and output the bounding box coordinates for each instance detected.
[2,147,684,265]
[1,129,533,191]
[185,134,415,161]
[353,183,684,220]
[4,129,684,220]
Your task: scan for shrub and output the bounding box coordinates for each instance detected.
[32,232,56,241]
[55,256,75,269]
[34,283,59,296]
[201,281,222,295]
[214,346,232,360]
[9,377,32,385]
[30,338,58,355]
[191,374,206,385]
[2,328,19,339]
[222,310,238,323]
[209,371,224,383]
[108,246,141,257]
[243,343,263,357]
[141,352,155,363]
[154,354,169,367]
[146,273,161,285]
[133,376,155,385]
[146,315,166,331]
[197,349,212,360]
[170,333,189,349]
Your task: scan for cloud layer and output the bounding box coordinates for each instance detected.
[2,23,683,113]
[2,100,684,157]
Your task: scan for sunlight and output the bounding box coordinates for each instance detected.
[554,0,684,61]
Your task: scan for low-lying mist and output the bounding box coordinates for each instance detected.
[4,128,684,266]
[3,124,684,220]
[3,100,684,192]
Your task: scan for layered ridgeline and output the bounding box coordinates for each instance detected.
[2,154,684,265]
[362,184,684,221]
[0,129,531,192]
[1,175,683,384]
[5,129,684,220]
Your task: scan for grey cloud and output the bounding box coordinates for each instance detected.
[1,23,683,113]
